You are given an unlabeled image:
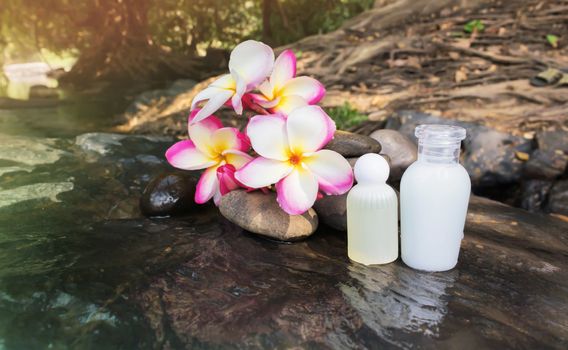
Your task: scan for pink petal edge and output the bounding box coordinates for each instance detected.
[271,49,297,89]
[304,149,353,195]
[195,166,220,204]
[275,168,318,215]
[165,140,217,170]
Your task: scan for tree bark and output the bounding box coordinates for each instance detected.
[262,0,273,44]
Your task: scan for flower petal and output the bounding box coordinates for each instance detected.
[246,115,290,161]
[276,167,318,215]
[190,74,235,110]
[211,127,250,154]
[165,140,217,171]
[188,110,223,134]
[188,117,224,158]
[258,80,274,100]
[213,188,222,206]
[210,74,237,89]
[191,89,234,124]
[230,69,247,114]
[271,95,307,115]
[280,76,325,104]
[228,40,275,88]
[217,164,241,196]
[286,105,336,154]
[223,149,253,169]
[303,149,354,195]
[195,166,220,204]
[271,49,296,91]
[248,93,281,109]
[235,157,293,189]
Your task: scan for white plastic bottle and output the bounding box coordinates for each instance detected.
[347,153,398,265]
[400,124,470,271]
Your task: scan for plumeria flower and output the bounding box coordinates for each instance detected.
[248,49,325,115]
[190,40,275,124]
[235,105,353,215]
[165,110,252,205]
[217,164,247,196]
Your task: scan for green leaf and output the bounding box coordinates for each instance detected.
[546,34,559,48]
[463,20,485,34]
[326,103,367,130]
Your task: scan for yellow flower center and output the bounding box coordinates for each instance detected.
[289,153,303,166]
[214,151,227,165]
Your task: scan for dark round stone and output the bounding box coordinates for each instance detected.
[313,193,347,231]
[139,172,199,217]
[324,131,382,157]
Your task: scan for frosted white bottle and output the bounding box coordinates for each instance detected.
[347,153,398,265]
[401,124,470,272]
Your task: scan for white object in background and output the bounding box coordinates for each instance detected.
[401,124,471,271]
[347,153,398,265]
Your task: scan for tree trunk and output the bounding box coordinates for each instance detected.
[60,0,205,87]
[262,0,273,44]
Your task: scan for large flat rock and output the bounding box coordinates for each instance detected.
[130,196,568,348]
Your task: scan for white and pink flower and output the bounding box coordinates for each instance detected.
[166,40,354,215]
[249,49,326,115]
[165,110,252,205]
[190,40,275,124]
[235,105,353,215]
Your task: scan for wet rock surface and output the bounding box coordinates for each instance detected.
[325,130,382,157]
[140,172,200,217]
[129,195,568,349]
[219,190,319,241]
[368,129,417,181]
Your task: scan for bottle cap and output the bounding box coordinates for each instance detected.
[415,124,466,145]
[354,153,389,184]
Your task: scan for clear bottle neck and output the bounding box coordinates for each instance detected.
[417,140,461,164]
[415,124,466,165]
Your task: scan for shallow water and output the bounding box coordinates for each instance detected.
[0,100,176,349]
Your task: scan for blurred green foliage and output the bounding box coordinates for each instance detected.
[463,19,485,34]
[258,0,374,46]
[326,102,368,130]
[0,0,373,83]
[546,34,559,48]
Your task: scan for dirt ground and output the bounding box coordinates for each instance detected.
[118,0,568,138]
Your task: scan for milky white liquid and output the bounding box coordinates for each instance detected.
[400,161,470,271]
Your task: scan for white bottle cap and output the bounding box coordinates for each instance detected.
[354,153,390,184]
